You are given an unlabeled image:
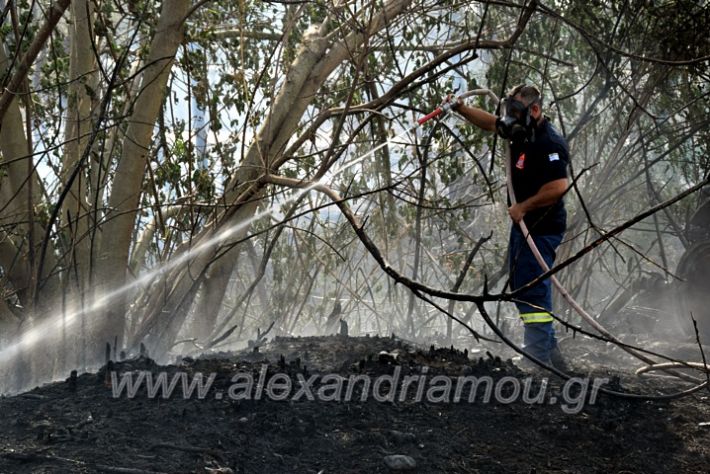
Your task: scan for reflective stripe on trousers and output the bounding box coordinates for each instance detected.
[519,312,553,324]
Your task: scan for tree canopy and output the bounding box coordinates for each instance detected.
[0,0,708,393]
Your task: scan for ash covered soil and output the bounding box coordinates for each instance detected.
[1,335,710,473]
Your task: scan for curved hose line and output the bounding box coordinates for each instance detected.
[473,301,708,400]
[636,361,710,376]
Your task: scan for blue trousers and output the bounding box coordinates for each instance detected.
[508,225,563,363]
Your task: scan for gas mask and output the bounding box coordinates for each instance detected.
[496,96,536,144]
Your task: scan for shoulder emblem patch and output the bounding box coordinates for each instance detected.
[516,152,526,170]
[548,153,560,162]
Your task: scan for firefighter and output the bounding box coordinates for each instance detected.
[446,84,570,369]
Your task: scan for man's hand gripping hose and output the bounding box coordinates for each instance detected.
[417,90,497,125]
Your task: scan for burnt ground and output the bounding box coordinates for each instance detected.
[1,335,710,473]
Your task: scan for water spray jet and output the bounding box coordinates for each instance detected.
[0,122,421,392]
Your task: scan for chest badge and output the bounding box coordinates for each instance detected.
[515,152,526,170]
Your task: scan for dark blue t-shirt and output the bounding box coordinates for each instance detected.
[509,118,569,235]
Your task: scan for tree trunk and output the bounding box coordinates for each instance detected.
[95,0,190,352]
[0,43,60,307]
[189,247,239,345]
[60,0,98,291]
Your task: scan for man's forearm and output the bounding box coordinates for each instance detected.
[519,179,568,213]
[455,104,497,132]
[509,179,568,223]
